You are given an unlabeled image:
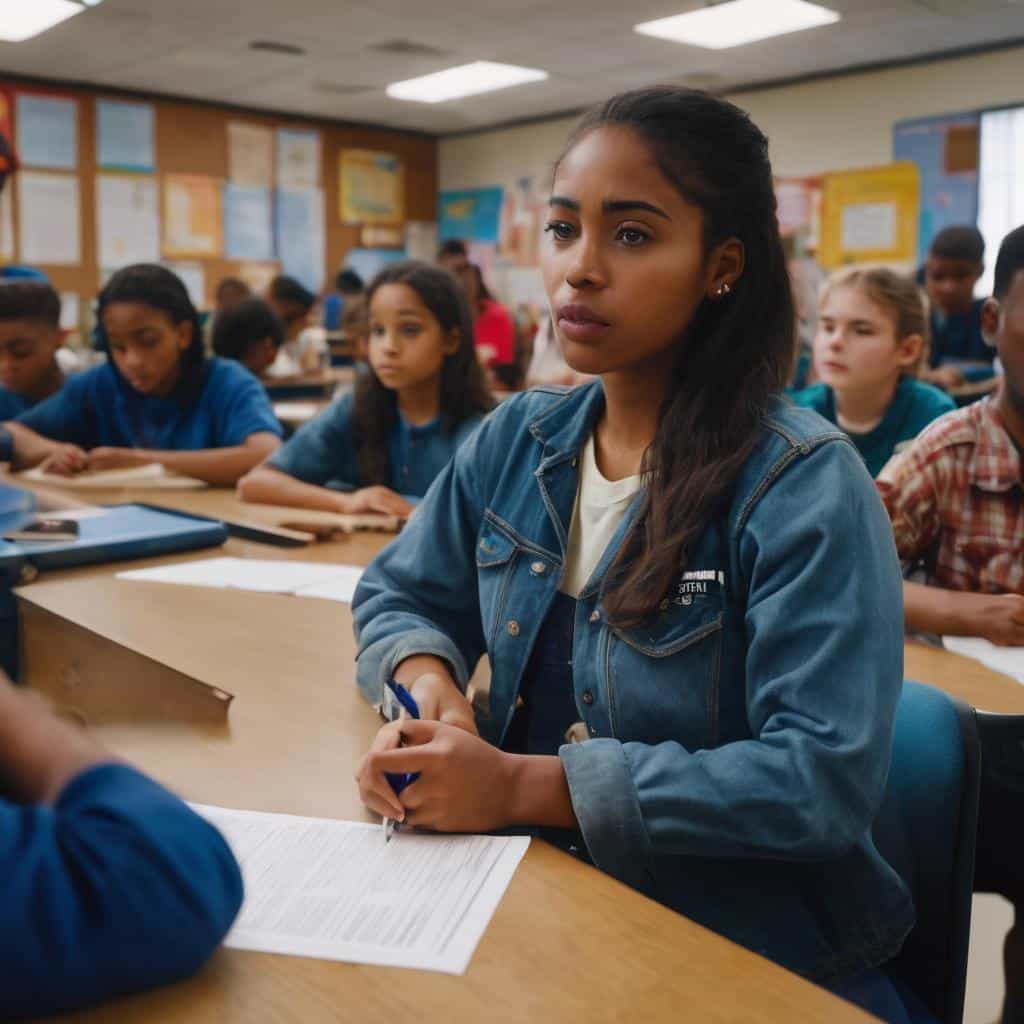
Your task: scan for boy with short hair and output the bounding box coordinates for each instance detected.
[922,225,992,391]
[265,275,326,375]
[212,297,285,378]
[0,281,67,420]
[877,225,1024,643]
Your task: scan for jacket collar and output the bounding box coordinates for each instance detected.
[528,381,606,467]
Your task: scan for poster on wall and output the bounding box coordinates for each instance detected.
[97,100,155,173]
[274,187,324,292]
[499,176,546,267]
[340,149,404,226]
[228,123,274,188]
[438,187,504,244]
[224,184,274,261]
[0,185,14,262]
[163,174,223,258]
[97,174,160,268]
[18,172,80,265]
[893,113,980,263]
[276,129,320,190]
[16,93,77,170]
[818,162,920,269]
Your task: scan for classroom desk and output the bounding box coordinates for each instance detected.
[263,367,355,401]
[273,398,331,431]
[19,488,874,1024]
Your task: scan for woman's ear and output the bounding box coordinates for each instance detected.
[896,332,924,371]
[443,326,462,356]
[176,320,194,353]
[706,237,745,300]
[980,297,1000,348]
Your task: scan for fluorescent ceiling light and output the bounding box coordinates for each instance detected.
[635,0,839,50]
[0,0,87,42]
[386,61,548,104]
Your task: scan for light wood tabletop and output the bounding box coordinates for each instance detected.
[14,486,884,1023]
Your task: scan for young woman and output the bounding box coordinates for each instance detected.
[792,266,955,476]
[353,88,918,1021]
[457,263,519,388]
[238,260,493,519]
[8,264,282,486]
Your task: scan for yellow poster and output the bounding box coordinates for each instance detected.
[340,149,404,226]
[163,174,222,258]
[818,162,920,268]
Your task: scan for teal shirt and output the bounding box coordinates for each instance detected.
[792,377,955,477]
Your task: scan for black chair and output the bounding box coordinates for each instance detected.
[974,711,1024,1024]
[873,681,982,1024]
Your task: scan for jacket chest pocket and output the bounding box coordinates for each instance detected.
[476,519,520,647]
[607,589,725,749]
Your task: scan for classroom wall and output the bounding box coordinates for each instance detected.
[439,44,1024,189]
[2,78,438,311]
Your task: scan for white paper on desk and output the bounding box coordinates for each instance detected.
[19,463,207,490]
[943,636,1024,684]
[191,804,529,973]
[118,557,364,600]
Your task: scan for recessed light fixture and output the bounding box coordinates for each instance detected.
[635,0,839,50]
[0,0,92,41]
[386,61,548,104]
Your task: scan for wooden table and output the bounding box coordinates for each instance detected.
[18,487,877,1022]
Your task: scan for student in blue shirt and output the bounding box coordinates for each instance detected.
[792,266,955,476]
[212,297,286,378]
[239,260,493,518]
[7,264,282,486]
[353,88,924,1022]
[0,670,242,1018]
[0,280,69,420]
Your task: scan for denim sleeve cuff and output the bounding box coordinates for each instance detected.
[355,628,470,712]
[559,739,654,895]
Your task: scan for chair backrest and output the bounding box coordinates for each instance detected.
[873,680,981,1024]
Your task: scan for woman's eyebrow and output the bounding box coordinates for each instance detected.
[548,196,670,221]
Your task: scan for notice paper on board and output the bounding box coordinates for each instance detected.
[191,804,530,974]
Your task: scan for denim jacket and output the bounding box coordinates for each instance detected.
[353,382,914,986]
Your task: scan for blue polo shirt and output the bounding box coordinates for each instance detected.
[0,387,27,421]
[792,376,955,477]
[268,390,484,498]
[929,298,993,369]
[16,357,282,450]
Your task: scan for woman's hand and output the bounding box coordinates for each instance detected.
[407,671,478,735]
[87,447,148,472]
[39,444,89,477]
[357,720,515,833]
[341,486,415,518]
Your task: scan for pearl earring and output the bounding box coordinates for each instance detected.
[716,283,732,298]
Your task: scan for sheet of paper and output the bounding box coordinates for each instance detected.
[294,567,365,604]
[16,94,77,170]
[163,174,222,258]
[224,184,274,261]
[276,128,320,189]
[228,122,274,187]
[20,463,207,490]
[96,174,160,268]
[273,401,322,421]
[96,100,155,173]
[118,557,362,597]
[840,201,897,251]
[191,804,529,974]
[943,636,1024,685]
[17,172,81,265]
[275,187,325,292]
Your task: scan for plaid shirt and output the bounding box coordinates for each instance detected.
[876,397,1023,594]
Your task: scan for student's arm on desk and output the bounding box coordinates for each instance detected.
[904,581,1024,646]
[238,463,414,517]
[87,431,280,486]
[2,421,89,473]
[0,676,242,1019]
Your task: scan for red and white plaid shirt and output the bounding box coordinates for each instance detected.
[876,397,1023,594]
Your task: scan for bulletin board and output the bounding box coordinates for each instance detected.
[0,76,438,323]
[818,162,921,269]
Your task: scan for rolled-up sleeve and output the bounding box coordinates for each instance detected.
[267,393,358,488]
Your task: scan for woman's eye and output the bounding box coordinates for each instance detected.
[617,227,649,247]
[544,221,574,241]
[401,324,421,336]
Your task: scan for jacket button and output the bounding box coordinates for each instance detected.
[530,561,547,575]
[589,609,600,624]
[589,724,598,737]
[507,620,520,637]
[582,689,594,706]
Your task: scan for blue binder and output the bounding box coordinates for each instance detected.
[0,503,228,580]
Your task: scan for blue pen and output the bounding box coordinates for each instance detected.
[384,679,420,843]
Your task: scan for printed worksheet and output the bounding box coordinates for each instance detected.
[191,804,530,974]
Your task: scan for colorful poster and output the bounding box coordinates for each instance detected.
[893,113,980,263]
[163,174,222,258]
[97,100,155,173]
[276,129,320,190]
[818,163,920,268]
[228,122,274,187]
[274,187,324,292]
[439,187,504,244]
[339,149,404,225]
[96,174,160,268]
[224,184,274,261]
[774,176,823,253]
[16,93,77,170]
[18,172,80,265]
[499,176,546,267]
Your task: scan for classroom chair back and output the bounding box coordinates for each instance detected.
[873,680,981,1024]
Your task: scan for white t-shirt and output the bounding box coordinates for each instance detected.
[560,433,643,599]
[267,327,328,378]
